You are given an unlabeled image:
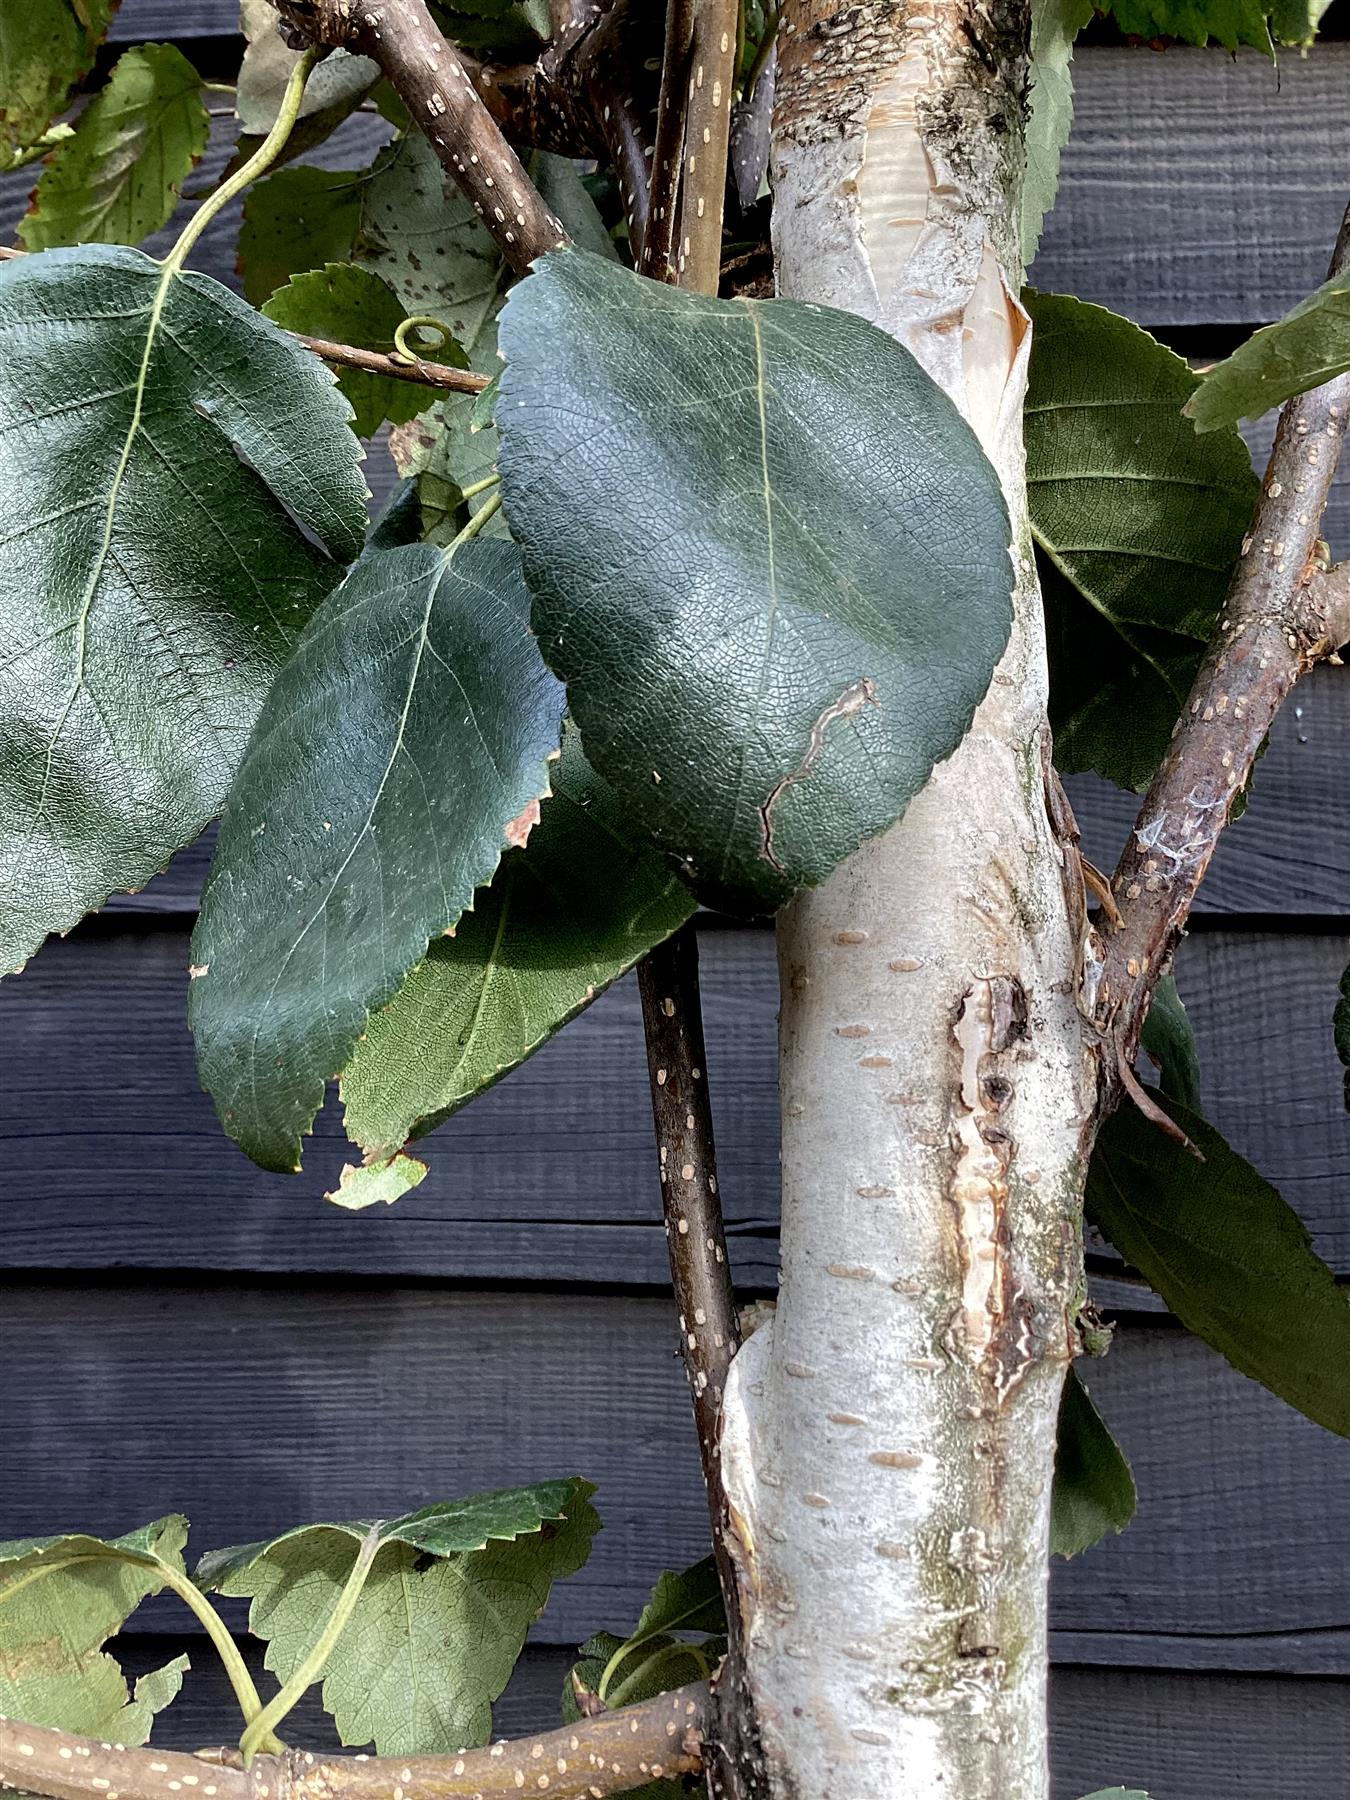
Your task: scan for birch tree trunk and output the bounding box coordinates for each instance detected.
[718,5,1099,1796]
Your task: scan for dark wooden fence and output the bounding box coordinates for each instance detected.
[2,9,1347,1796]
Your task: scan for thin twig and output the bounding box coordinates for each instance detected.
[636,927,763,1800]
[640,0,695,279]
[676,0,738,288]
[0,1689,708,1800]
[728,37,776,214]
[269,0,565,273]
[1095,198,1350,1070]
[292,335,491,392]
[637,927,741,1466]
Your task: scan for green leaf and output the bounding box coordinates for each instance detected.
[341,728,696,1165]
[1023,0,1095,265]
[1139,972,1202,1113]
[0,1516,188,1738]
[499,249,1014,914]
[357,130,507,344]
[0,0,113,163]
[534,153,621,264]
[20,44,209,250]
[362,129,510,528]
[0,245,367,976]
[561,1554,725,1796]
[1336,963,1350,1111]
[242,128,511,518]
[1024,290,1258,790]
[327,1151,430,1209]
[1051,1367,1137,1558]
[628,1556,723,1643]
[263,263,467,436]
[1100,0,1272,48]
[1184,270,1350,433]
[189,538,566,1172]
[1087,1095,1350,1436]
[200,1482,599,1754]
[238,163,369,305]
[118,1656,192,1743]
[236,0,377,143]
[1265,0,1333,43]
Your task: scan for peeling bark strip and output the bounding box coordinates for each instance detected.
[0,1691,708,1800]
[718,3,1094,1797]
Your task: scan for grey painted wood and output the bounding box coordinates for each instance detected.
[109,0,241,36]
[2,924,1346,1277]
[2,1286,1346,1668]
[1048,1667,1350,1800]
[1034,45,1350,326]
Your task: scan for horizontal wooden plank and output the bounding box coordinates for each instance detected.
[103,1641,1350,1798]
[1048,1666,1350,1800]
[1,1287,1345,1665]
[2,923,1346,1277]
[1034,44,1350,326]
[109,0,240,37]
[93,659,1350,920]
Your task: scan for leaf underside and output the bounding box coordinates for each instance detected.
[0,246,367,974]
[499,249,1014,914]
[0,1516,188,1739]
[189,538,566,1173]
[1024,289,1258,791]
[200,1482,599,1754]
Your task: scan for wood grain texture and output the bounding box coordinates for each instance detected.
[1048,1667,1350,1800]
[1034,45,1350,326]
[0,1287,1345,1667]
[2,924,1345,1277]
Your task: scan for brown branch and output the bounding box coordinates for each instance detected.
[637,927,741,1468]
[1094,199,1350,1070]
[292,336,491,392]
[728,38,775,215]
[676,0,738,289]
[635,927,763,1800]
[639,0,696,279]
[0,1688,708,1800]
[269,0,565,274]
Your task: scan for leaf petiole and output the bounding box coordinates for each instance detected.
[164,49,319,276]
[451,490,504,546]
[237,1526,385,1763]
[157,1565,282,1751]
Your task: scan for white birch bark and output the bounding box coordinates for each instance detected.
[718,5,1098,1796]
